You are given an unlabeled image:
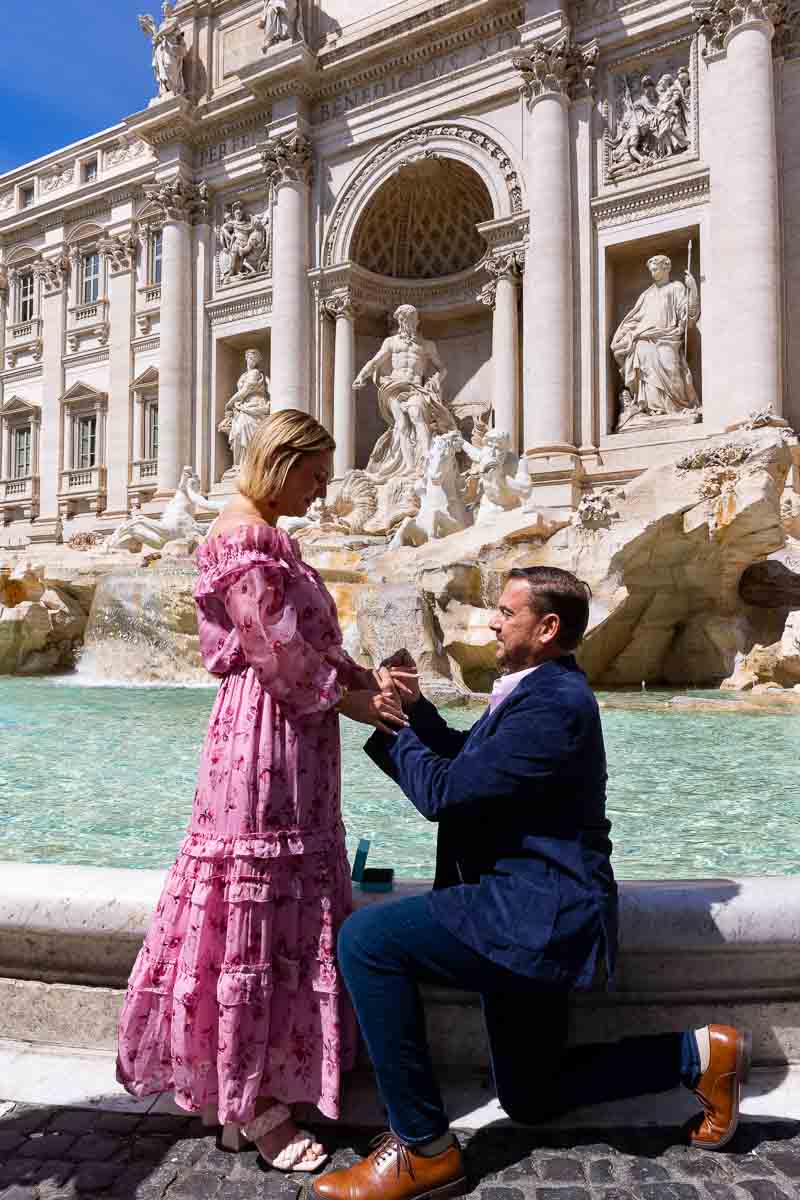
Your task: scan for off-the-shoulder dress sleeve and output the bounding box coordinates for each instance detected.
[224,560,343,720]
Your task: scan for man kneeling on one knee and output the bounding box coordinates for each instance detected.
[312,567,751,1200]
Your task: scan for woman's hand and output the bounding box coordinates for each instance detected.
[337,670,409,735]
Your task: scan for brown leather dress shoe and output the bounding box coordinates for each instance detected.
[308,1133,466,1200]
[689,1024,752,1150]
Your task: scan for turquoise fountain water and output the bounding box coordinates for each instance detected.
[1,677,799,878]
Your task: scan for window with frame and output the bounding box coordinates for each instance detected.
[16,272,35,324]
[13,427,31,478]
[20,185,34,209]
[83,159,98,184]
[151,231,163,286]
[81,252,101,305]
[76,416,97,469]
[144,399,159,460]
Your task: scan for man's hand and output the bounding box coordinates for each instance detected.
[380,649,421,708]
[338,667,409,735]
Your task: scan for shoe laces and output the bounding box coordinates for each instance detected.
[369,1133,416,1181]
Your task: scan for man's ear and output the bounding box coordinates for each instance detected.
[540,612,561,646]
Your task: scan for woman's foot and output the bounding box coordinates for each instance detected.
[241,1102,328,1172]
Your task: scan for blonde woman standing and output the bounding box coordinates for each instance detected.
[117,411,406,1171]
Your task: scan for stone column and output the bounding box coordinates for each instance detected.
[31,256,69,541]
[480,252,523,452]
[193,211,213,490]
[324,291,358,477]
[144,179,205,499]
[514,34,596,503]
[63,405,73,472]
[100,232,138,519]
[262,134,313,412]
[696,1,783,424]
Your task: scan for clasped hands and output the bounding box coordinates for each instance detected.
[336,649,421,735]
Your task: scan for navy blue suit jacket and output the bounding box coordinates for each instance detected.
[365,656,618,988]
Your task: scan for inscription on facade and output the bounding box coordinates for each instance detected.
[197,130,260,168]
[315,32,519,124]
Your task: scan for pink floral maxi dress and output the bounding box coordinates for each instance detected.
[117,525,364,1124]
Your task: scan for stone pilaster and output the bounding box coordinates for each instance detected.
[262,133,313,412]
[30,255,70,542]
[479,251,523,453]
[694,0,783,426]
[143,178,207,497]
[514,32,596,504]
[193,206,213,491]
[323,291,359,478]
[99,231,138,519]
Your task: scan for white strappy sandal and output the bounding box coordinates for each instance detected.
[219,1102,328,1173]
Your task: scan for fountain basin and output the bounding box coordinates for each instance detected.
[0,864,797,1070]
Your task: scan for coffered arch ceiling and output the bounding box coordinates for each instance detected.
[351,156,493,280]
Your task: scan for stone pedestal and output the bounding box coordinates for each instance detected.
[325,292,358,477]
[263,134,313,412]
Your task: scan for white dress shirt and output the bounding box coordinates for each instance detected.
[488,664,540,712]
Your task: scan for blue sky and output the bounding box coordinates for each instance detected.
[0,2,156,175]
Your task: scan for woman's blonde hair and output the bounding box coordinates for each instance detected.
[238,409,336,505]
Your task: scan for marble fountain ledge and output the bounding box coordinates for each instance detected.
[0,864,799,1124]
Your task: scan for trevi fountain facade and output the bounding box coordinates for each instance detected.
[0,0,800,694]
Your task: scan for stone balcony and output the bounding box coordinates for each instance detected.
[7,317,43,343]
[130,459,158,485]
[0,474,38,518]
[58,465,107,515]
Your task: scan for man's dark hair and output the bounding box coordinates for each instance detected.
[507,567,592,652]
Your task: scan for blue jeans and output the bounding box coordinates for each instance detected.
[338,895,700,1146]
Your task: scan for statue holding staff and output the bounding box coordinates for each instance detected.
[611,251,700,422]
[138,3,187,98]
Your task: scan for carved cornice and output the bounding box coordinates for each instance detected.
[591,171,710,228]
[206,289,273,326]
[692,0,786,54]
[99,230,140,273]
[143,178,210,224]
[513,31,599,106]
[322,290,360,321]
[261,133,313,189]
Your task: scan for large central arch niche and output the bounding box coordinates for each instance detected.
[346,156,497,469]
[351,157,493,280]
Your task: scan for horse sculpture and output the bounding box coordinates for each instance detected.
[388,431,470,549]
[108,466,204,552]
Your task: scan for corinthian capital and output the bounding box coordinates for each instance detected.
[322,290,360,321]
[99,230,140,274]
[693,0,786,53]
[261,133,314,189]
[33,253,72,293]
[143,177,210,224]
[513,30,598,107]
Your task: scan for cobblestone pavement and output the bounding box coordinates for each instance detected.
[1,1103,800,1200]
